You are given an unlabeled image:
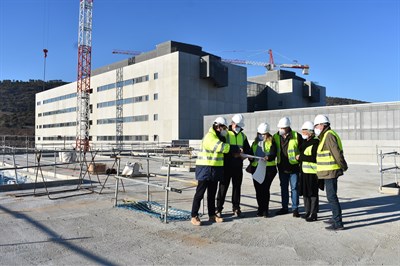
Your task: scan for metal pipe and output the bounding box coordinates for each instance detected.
[146,151,150,201]
[164,157,171,223]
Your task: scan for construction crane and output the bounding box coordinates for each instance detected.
[222,49,309,75]
[111,49,142,151]
[111,48,309,75]
[76,0,93,153]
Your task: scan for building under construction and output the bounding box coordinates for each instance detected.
[35,41,248,148]
[35,40,327,148]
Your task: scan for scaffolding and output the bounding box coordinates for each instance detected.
[377,147,400,195]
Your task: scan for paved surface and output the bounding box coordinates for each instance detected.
[0,160,399,265]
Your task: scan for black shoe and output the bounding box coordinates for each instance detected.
[276,208,289,215]
[301,213,310,219]
[306,215,317,222]
[256,211,263,217]
[263,211,269,218]
[292,209,300,218]
[325,224,344,231]
[323,219,334,224]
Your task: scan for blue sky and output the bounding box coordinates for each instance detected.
[0,0,399,102]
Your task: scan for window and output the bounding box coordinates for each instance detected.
[154,72,158,80]
[154,114,158,121]
[154,93,158,100]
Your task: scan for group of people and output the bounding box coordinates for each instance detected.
[191,113,348,231]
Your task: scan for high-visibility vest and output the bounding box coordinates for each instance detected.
[226,130,246,148]
[316,130,343,172]
[251,140,277,167]
[196,127,230,167]
[273,131,299,165]
[302,142,317,174]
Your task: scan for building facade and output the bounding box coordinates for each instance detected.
[247,70,326,112]
[35,41,247,148]
[204,101,400,164]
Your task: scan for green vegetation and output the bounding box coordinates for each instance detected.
[0,79,67,136]
[326,96,368,106]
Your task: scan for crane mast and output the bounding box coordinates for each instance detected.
[76,0,93,152]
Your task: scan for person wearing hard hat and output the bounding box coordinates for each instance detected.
[190,116,239,226]
[313,114,348,231]
[216,113,252,218]
[249,122,278,218]
[273,116,303,217]
[295,121,323,222]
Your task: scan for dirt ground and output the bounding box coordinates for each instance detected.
[0,163,399,265]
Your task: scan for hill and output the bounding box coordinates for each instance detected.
[0,79,67,136]
[326,96,369,106]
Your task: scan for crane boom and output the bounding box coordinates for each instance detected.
[112,49,142,56]
[222,49,310,75]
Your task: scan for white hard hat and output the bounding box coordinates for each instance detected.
[277,116,291,128]
[301,121,314,131]
[232,114,245,127]
[257,122,270,134]
[214,116,228,127]
[314,114,330,126]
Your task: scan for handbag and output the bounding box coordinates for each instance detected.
[245,164,256,174]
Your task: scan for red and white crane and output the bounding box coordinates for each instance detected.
[112,48,309,75]
[76,0,93,152]
[222,49,310,75]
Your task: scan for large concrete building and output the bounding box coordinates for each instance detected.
[247,70,326,112]
[35,41,247,147]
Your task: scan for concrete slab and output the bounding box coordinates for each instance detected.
[0,163,399,265]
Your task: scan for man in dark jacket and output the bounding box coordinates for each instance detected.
[273,116,303,217]
[216,114,252,218]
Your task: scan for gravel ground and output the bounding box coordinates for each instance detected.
[0,163,399,265]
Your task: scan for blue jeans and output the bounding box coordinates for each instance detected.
[325,178,343,226]
[279,172,299,210]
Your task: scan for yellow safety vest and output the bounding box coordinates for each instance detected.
[273,131,299,165]
[196,127,230,167]
[302,143,317,174]
[251,141,277,167]
[226,130,245,148]
[316,130,343,172]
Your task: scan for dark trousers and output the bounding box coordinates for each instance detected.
[325,178,343,226]
[217,169,243,212]
[253,169,276,213]
[191,179,218,217]
[303,196,319,216]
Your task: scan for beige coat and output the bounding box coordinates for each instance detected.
[317,127,348,179]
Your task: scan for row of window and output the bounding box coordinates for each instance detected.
[38,135,149,141]
[97,115,149,125]
[97,74,150,92]
[97,135,149,141]
[38,113,159,128]
[42,121,77,129]
[38,93,158,117]
[42,92,77,105]
[36,72,159,106]
[39,107,77,117]
[97,95,149,109]
[42,136,76,141]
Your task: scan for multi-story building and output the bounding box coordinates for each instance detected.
[247,69,326,112]
[35,41,247,147]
